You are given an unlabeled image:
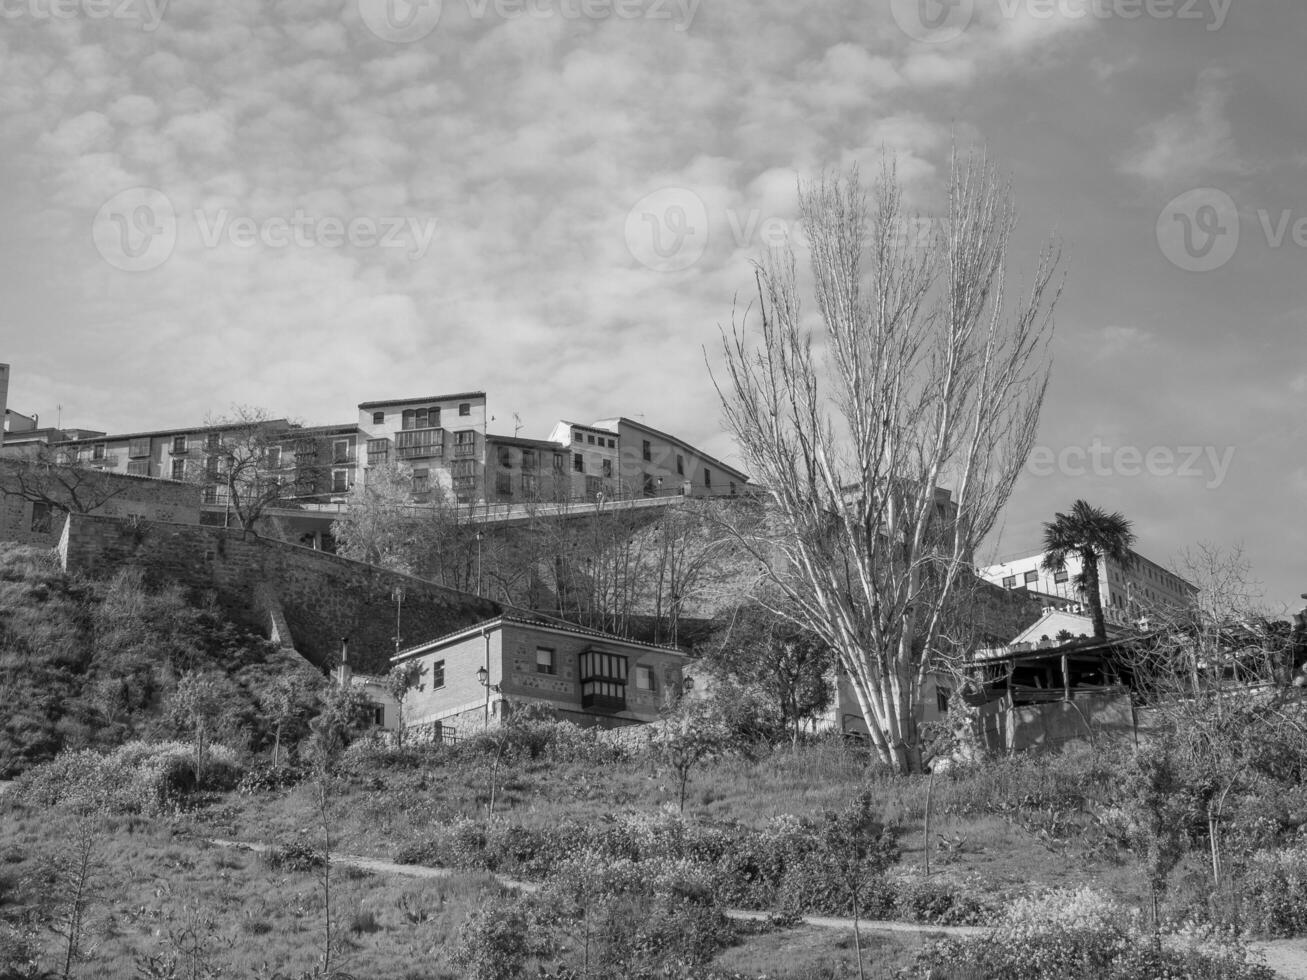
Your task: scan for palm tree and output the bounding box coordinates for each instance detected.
[1041,500,1135,639]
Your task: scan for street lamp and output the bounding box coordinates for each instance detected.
[476,662,500,728]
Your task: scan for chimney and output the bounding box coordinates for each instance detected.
[336,636,352,686]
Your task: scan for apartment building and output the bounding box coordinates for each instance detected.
[357,392,487,503]
[546,420,622,499]
[979,548,1198,625]
[483,434,571,505]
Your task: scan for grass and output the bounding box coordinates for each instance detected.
[0,806,507,979]
[713,924,933,979]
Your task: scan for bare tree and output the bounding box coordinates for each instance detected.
[0,448,134,516]
[713,152,1061,773]
[197,406,303,532]
[332,461,423,571]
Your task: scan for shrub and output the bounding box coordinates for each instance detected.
[9,741,242,814]
[1235,846,1307,937]
[237,760,309,795]
[263,838,327,873]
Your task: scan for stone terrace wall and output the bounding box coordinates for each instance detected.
[1,459,200,548]
[58,513,501,674]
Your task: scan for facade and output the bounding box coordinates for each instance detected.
[392,614,692,736]
[979,549,1198,627]
[591,416,749,498]
[483,434,571,505]
[358,392,488,504]
[547,420,622,499]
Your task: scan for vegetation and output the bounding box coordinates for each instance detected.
[713,153,1063,774]
[1040,499,1137,638]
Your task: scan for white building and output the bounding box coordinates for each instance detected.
[979,548,1197,627]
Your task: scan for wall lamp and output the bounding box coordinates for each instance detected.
[475,665,501,693]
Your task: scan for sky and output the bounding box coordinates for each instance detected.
[1,0,1304,612]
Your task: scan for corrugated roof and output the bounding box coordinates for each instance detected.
[359,393,486,409]
[392,611,689,662]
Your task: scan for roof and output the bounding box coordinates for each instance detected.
[484,433,565,450]
[591,416,750,483]
[392,612,690,663]
[359,392,486,410]
[49,418,293,444]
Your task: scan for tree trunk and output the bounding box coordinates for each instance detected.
[1082,550,1107,639]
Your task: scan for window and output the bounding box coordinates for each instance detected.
[522,473,537,495]
[451,459,476,491]
[642,439,651,462]
[703,468,711,488]
[395,428,442,459]
[936,686,952,714]
[1002,575,1017,589]
[412,468,430,494]
[573,453,584,473]
[587,434,595,444]
[643,473,655,496]
[602,458,612,477]
[170,459,185,481]
[372,411,385,425]
[607,439,615,449]
[128,437,151,459]
[635,665,656,691]
[171,435,187,454]
[92,443,106,460]
[574,432,583,443]
[676,454,684,476]
[498,447,512,469]
[521,450,536,471]
[1054,569,1069,584]
[453,430,476,457]
[579,650,628,710]
[367,438,390,466]
[553,453,564,472]
[332,440,353,464]
[202,485,219,505]
[30,503,52,534]
[205,456,220,479]
[729,481,737,496]
[206,432,221,451]
[496,473,512,496]
[127,460,150,476]
[266,446,282,468]
[458,403,471,416]
[431,659,445,688]
[1024,570,1038,587]
[368,703,385,727]
[332,469,349,493]
[536,647,555,675]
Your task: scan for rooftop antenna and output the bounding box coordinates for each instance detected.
[56,404,62,429]
[513,412,523,437]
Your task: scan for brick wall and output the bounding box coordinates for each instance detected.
[58,513,501,674]
[1,460,200,548]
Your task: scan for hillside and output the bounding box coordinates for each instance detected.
[0,543,323,778]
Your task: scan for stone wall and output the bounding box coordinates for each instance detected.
[58,513,501,674]
[1,459,200,548]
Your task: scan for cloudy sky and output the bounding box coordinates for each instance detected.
[1,0,1304,610]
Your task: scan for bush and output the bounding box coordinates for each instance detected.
[263,837,327,873]
[1234,846,1307,937]
[9,741,242,814]
[237,761,309,795]
[903,888,1275,980]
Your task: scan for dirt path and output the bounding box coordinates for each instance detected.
[204,838,1307,977]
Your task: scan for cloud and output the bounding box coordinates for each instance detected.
[1120,69,1249,183]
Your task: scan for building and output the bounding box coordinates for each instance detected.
[589,416,750,498]
[483,434,571,505]
[547,420,623,499]
[357,392,488,504]
[391,614,693,736]
[979,548,1198,627]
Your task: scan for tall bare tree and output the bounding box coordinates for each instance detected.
[0,448,134,516]
[713,152,1061,773]
[198,406,302,532]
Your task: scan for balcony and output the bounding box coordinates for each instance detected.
[395,427,443,460]
[453,443,477,458]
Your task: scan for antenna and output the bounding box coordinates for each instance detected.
[513,412,523,437]
[56,404,62,429]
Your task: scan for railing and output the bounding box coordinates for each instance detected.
[453,443,477,458]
